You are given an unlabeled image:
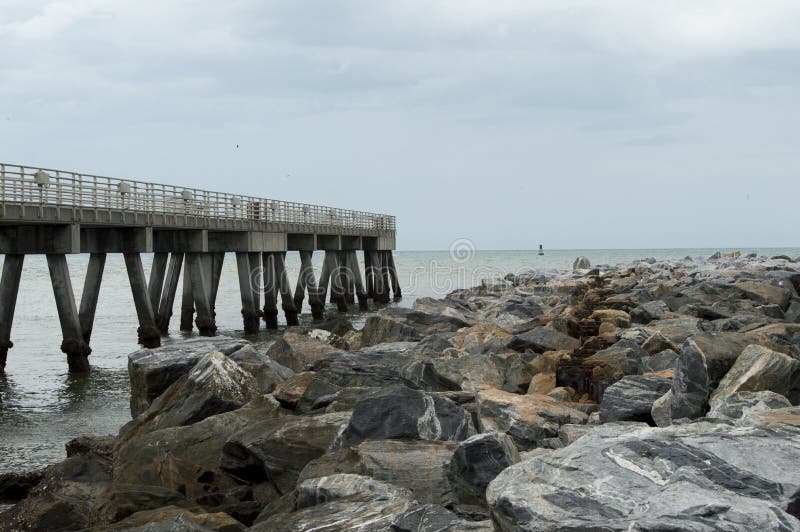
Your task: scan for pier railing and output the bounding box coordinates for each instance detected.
[0,163,395,230]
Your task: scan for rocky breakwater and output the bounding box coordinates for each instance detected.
[2,252,800,530]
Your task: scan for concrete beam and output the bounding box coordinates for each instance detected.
[0,225,80,254]
[81,227,152,253]
[316,234,341,251]
[153,229,208,253]
[287,233,315,251]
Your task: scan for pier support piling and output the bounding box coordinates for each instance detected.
[148,252,168,314]
[364,251,376,300]
[330,252,348,313]
[340,251,356,305]
[0,254,24,371]
[262,253,278,329]
[236,252,260,334]
[179,255,195,332]
[209,252,224,313]
[78,253,106,344]
[47,254,91,372]
[379,251,392,304]
[124,253,161,348]
[187,253,217,336]
[274,252,299,326]
[387,251,402,301]
[157,252,183,335]
[347,251,369,310]
[299,251,324,321]
[369,250,389,303]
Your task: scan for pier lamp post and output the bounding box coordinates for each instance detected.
[231,196,241,219]
[181,189,192,215]
[118,181,131,210]
[34,170,51,218]
[303,205,309,223]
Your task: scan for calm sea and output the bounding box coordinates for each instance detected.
[1,247,798,474]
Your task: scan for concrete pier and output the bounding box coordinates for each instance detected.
[124,253,161,348]
[47,254,91,372]
[78,253,106,343]
[0,162,396,371]
[0,254,24,371]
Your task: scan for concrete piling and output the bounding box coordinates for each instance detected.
[0,254,24,371]
[148,252,168,314]
[274,252,299,326]
[124,253,161,348]
[387,251,402,301]
[78,253,106,343]
[47,254,91,372]
[248,252,262,314]
[347,251,369,311]
[369,250,389,303]
[157,252,183,335]
[262,252,278,329]
[187,253,217,336]
[330,252,348,313]
[236,252,260,334]
[300,251,324,321]
[179,255,195,332]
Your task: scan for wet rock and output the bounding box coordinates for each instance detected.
[272,371,315,409]
[487,421,800,531]
[710,344,800,408]
[392,504,493,531]
[599,374,672,423]
[128,337,248,417]
[114,397,289,508]
[0,470,43,502]
[508,327,579,353]
[220,411,351,494]
[0,452,112,531]
[228,345,293,393]
[265,330,341,372]
[299,439,457,505]
[336,385,471,449]
[119,352,256,443]
[708,391,792,421]
[251,474,416,531]
[573,256,591,270]
[476,388,587,451]
[448,432,519,507]
[65,435,115,459]
[93,483,200,525]
[104,505,244,531]
[630,300,669,324]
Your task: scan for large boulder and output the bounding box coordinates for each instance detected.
[92,483,200,526]
[508,327,579,353]
[403,351,532,394]
[265,330,342,372]
[114,397,290,512]
[228,345,294,393]
[734,280,793,310]
[104,506,244,531]
[487,421,800,531]
[361,312,423,347]
[335,385,472,449]
[119,352,257,443]
[128,337,248,416]
[251,474,417,531]
[708,391,792,421]
[599,374,672,423]
[448,432,520,507]
[220,411,352,494]
[710,344,800,408]
[392,504,493,531]
[650,339,712,426]
[299,439,457,505]
[573,256,591,271]
[476,388,587,450]
[583,339,648,384]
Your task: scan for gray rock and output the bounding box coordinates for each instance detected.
[630,301,669,324]
[128,337,248,417]
[651,339,710,426]
[476,388,587,451]
[92,483,201,526]
[392,505,493,531]
[300,439,457,505]
[508,327,580,353]
[573,256,591,271]
[264,330,341,372]
[361,312,423,347]
[599,375,672,423]
[487,421,800,531]
[336,385,471,449]
[449,432,519,507]
[104,506,244,531]
[708,391,792,420]
[252,474,416,531]
[710,344,800,408]
[220,411,351,494]
[640,348,679,373]
[119,352,257,443]
[228,345,294,393]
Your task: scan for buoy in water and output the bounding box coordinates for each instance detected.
[538,244,544,256]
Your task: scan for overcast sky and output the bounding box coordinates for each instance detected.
[2,1,799,250]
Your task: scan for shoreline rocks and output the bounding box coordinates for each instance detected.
[4,252,800,530]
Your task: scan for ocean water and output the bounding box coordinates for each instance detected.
[1,247,798,474]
